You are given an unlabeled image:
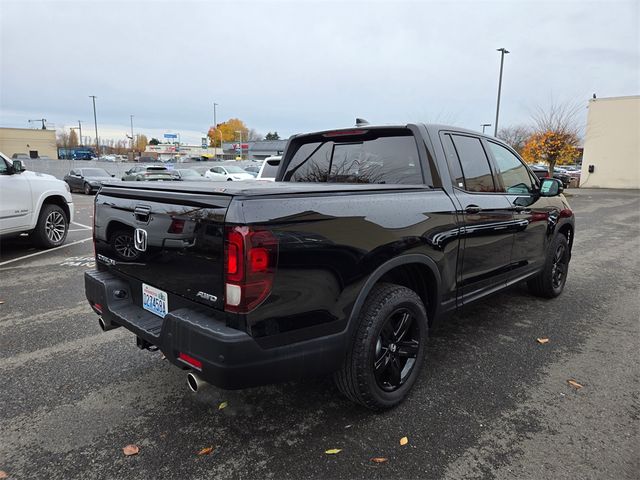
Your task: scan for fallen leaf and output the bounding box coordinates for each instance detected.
[325,449,342,455]
[536,337,550,344]
[197,446,214,456]
[370,457,388,463]
[567,379,583,389]
[399,436,409,446]
[160,354,166,360]
[0,470,8,479]
[123,444,139,456]
[218,401,227,410]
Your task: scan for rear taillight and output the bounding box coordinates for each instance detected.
[92,198,96,256]
[224,226,278,313]
[168,218,185,234]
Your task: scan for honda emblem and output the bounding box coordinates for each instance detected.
[134,228,147,252]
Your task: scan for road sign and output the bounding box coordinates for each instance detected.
[164,133,178,139]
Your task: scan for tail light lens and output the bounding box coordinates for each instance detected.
[224,226,278,313]
[168,218,185,234]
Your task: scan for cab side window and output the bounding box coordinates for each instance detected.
[487,141,535,194]
[449,134,496,192]
[0,158,8,174]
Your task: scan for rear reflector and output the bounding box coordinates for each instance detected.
[93,303,103,314]
[178,352,203,370]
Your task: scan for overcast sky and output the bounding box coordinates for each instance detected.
[1,0,638,144]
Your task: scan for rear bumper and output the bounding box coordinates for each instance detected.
[84,269,345,389]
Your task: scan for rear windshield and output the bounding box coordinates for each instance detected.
[225,166,246,174]
[146,166,168,171]
[281,129,425,185]
[82,168,110,176]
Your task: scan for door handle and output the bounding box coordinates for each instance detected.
[464,205,481,214]
[513,205,531,213]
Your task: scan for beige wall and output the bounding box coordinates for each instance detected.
[0,128,58,159]
[581,96,640,189]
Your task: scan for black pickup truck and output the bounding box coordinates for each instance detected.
[85,124,574,410]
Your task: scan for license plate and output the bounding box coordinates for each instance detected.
[142,283,168,318]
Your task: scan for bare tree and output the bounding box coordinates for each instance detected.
[247,128,263,141]
[530,101,582,139]
[497,125,532,154]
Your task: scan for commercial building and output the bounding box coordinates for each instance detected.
[0,127,58,159]
[581,96,640,189]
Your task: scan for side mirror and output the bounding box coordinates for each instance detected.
[11,160,25,173]
[539,178,563,197]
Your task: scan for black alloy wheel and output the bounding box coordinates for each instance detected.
[374,308,420,392]
[334,283,428,410]
[551,242,568,290]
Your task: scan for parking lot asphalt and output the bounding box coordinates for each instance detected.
[0,189,638,480]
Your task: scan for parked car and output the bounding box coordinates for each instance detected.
[529,164,571,188]
[11,153,31,161]
[121,165,177,181]
[204,165,254,181]
[172,168,211,181]
[64,167,118,194]
[243,165,260,177]
[0,151,73,248]
[257,155,281,181]
[85,123,574,410]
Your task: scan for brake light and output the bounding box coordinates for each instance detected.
[224,226,278,313]
[323,129,369,137]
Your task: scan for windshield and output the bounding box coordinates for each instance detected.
[83,168,110,176]
[224,166,247,174]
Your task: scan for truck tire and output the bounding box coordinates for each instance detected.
[110,229,141,261]
[527,233,570,298]
[84,182,92,195]
[32,204,68,248]
[334,283,428,410]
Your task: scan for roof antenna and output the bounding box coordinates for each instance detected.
[355,118,369,127]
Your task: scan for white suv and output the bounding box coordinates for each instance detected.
[0,152,74,248]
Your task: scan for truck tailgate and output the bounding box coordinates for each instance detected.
[94,184,231,311]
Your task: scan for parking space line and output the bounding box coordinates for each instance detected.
[72,221,93,230]
[0,237,93,267]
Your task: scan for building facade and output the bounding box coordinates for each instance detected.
[0,127,58,159]
[581,96,639,189]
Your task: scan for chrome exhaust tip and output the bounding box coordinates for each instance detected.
[98,316,120,332]
[187,372,206,393]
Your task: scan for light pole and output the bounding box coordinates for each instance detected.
[481,123,492,134]
[89,95,99,156]
[213,102,219,155]
[494,47,509,137]
[130,115,134,152]
[235,130,242,160]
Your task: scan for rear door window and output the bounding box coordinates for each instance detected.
[450,134,496,192]
[283,130,424,185]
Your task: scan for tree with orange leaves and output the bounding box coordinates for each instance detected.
[521,130,580,173]
[521,102,582,175]
[208,118,249,147]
